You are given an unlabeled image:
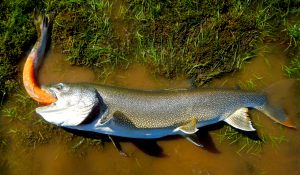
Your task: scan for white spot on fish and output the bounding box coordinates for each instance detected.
[98,126,113,133]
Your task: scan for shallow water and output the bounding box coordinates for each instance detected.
[1,45,300,175]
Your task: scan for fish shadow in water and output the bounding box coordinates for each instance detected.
[63,127,212,157]
[63,128,166,157]
[186,122,261,154]
[62,127,220,157]
[63,122,261,157]
[236,129,261,141]
[129,138,166,157]
[195,124,223,154]
[63,128,109,141]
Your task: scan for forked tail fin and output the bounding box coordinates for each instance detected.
[256,79,296,128]
[256,103,295,128]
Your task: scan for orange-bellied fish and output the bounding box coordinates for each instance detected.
[23,15,57,105]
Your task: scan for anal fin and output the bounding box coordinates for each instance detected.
[174,117,199,134]
[224,108,255,131]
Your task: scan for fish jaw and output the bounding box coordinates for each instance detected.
[36,102,94,126]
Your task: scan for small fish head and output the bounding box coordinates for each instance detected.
[36,83,99,126]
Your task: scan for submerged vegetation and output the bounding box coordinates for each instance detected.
[0,0,300,155]
[286,56,300,79]
[217,124,288,154]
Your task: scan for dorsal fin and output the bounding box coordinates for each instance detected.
[224,108,256,131]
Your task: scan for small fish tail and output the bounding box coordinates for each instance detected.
[34,9,49,38]
[41,15,49,35]
[34,14,49,69]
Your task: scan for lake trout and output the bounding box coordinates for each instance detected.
[35,83,294,146]
[23,14,57,105]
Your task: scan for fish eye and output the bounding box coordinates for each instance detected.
[56,83,64,90]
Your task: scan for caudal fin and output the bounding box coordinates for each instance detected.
[257,103,295,128]
[257,79,296,128]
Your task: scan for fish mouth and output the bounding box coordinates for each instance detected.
[41,85,57,100]
[36,86,59,116]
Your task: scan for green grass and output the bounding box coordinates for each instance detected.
[285,56,300,79]
[1,89,35,121]
[50,0,126,66]
[287,23,300,47]
[285,20,300,79]
[0,0,37,105]
[125,0,261,84]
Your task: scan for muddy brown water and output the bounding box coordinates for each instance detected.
[1,44,300,175]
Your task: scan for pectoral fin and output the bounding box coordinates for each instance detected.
[184,134,203,147]
[224,108,255,131]
[97,110,113,126]
[97,110,136,128]
[174,117,199,134]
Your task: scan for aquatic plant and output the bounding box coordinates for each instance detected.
[216,121,288,154]
[287,24,300,47]
[284,20,300,79]
[285,56,300,79]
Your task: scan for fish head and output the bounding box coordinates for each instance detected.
[36,83,100,126]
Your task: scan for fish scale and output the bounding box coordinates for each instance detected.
[96,86,264,128]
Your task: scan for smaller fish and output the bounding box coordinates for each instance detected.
[23,14,57,105]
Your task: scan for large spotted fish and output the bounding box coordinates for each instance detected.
[35,83,294,146]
